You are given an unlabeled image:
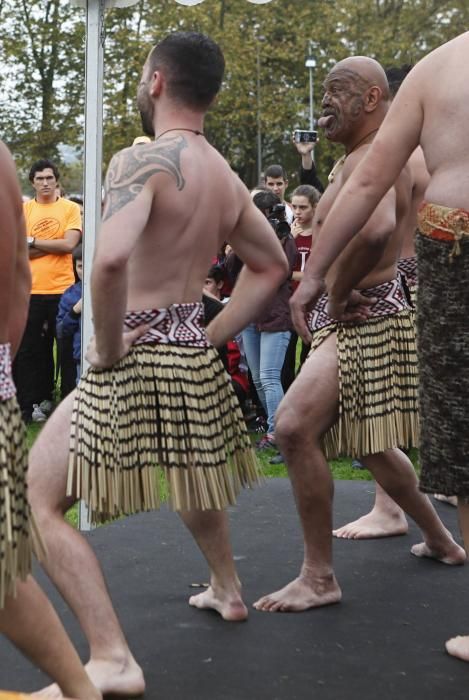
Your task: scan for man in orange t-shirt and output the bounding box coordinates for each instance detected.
[13,159,81,422]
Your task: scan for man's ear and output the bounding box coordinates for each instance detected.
[364,85,382,112]
[150,70,165,97]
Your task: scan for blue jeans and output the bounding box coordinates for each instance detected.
[241,325,291,435]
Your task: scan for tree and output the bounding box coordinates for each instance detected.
[2,0,469,191]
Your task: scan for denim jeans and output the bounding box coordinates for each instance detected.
[241,324,291,435]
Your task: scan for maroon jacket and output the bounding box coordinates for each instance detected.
[256,234,297,333]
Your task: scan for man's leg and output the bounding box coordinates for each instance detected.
[333,481,408,539]
[179,510,247,621]
[27,392,145,696]
[362,449,465,564]
[40,296,60,404]
[446,501,469,662]
[254,333,342,612]
[0,577,101,700]
[12,297,44,421]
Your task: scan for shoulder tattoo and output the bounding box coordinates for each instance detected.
[102,135,188,221]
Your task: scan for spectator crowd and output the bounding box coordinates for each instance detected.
[15,138,323,462]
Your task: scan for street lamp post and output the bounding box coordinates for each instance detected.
[305,54,316,130]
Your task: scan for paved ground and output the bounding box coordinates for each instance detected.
[1,479,467,699]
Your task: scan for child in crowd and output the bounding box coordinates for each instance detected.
[56,243,83,385]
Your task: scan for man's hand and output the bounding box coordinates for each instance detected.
[290,276,326,344]
[326,290,376,323]
[85,324,149,369]
[292,134,316,157]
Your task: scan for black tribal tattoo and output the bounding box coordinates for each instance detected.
[102,135,188,221]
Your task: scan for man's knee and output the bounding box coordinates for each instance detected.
[28,393,76,517]
[275,400,307,449]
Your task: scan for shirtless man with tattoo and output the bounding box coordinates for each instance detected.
[27,32,288,696]
[254,56,465,615]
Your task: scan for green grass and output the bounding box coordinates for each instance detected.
[26,422,419,529]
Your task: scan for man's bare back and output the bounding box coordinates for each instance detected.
[101,135,255,311]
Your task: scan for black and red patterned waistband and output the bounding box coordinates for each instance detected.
[124,302,209,348]
[307,277,410,333]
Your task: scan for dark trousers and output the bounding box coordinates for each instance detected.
[281,331,311,393]
[13,294,61,418]
[59,333,78,399]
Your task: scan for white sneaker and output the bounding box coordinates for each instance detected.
[39,399,54,416]
[31,404,47,422]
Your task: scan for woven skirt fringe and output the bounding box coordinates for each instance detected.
[309,311,419,459]
[68,344,259,524]
[0,398,44,609]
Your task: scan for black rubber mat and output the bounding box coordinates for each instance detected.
[0,479,467,699]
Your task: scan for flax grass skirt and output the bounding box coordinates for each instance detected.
[416,235,469,498]
[0,398,43,609]
[309,311,419,459]
[68,344,259,524]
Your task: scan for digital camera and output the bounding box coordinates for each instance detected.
[268,204,291,240]
[294,129,318,143]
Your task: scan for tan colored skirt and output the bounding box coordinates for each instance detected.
[68,344,259,524]
[309,312,419,459]
[0,398,42,609]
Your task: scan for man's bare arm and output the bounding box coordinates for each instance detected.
[207,183,289,348]
[0,143,31,352]
[328,185,397,304]
[90,146,167,366]
[30,229,81,256]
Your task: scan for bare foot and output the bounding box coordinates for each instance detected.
[333,508,409,539]
[33,688,64,698]
[32,691,87,700]
[38,657,144,699]
[411,536,466,565]
[446,635,469,662]
[34,684,100,700]
[189,585,248,621]
[253,575,342,612]
[434,494,458,507]
[31,694,78,700]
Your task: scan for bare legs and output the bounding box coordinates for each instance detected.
[333,481,409,539]
[254,335,342,612]
[179,510,247,621]
[446,501,469,662]
[362,450,465,565]
[0,577,101,700]
[27,392,145,697]
[254,334,464,614]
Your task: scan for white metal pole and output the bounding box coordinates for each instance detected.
[309,66,314,130]
[79,0,105,531]
[256,44,262,183]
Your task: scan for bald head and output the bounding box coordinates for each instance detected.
[329,56,390,101]
[320,55,390,146]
